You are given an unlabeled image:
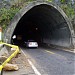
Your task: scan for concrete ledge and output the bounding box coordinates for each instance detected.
[41,43,75,53]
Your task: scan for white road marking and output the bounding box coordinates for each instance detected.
[21,49,41,75]
[28,59,41,75]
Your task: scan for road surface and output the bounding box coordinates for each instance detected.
[21,47,75,75]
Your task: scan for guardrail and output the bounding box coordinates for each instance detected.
[0,42,19,75]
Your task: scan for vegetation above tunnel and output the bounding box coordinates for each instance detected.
[0,0,75,31]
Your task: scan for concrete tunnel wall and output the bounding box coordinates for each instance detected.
[4,1,75,49]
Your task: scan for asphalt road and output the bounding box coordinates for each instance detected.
[21,47,75,75]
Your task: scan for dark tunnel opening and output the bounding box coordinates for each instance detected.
[11,4,72,48]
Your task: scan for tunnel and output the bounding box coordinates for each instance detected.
[4,1,75,49]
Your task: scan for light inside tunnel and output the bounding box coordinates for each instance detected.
[12,4,72,47]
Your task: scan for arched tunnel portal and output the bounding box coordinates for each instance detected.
[4,1,75,49]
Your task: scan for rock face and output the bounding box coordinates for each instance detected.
[0,46,10,63]
[0,56,7,63]
[0,47,9,56]
[3,63,19,71]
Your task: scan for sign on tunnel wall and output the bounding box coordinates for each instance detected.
[4,1,75,49]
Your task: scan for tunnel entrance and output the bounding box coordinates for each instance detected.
[4,1,75,49]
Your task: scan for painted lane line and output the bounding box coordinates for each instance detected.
[45,50,67,60]
[21,49,41,75]
[45,50,55,54]
[28,59,41,75]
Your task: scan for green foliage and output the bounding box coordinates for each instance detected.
[48,0,52,2]
[61,0,65,3]
[60,3,75,20]
[48,0,75,23]
[60,0,68,3]
[0,6,20,31]
[0,0,75,31]
[0,0,36,31]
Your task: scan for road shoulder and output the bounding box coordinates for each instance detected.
[3,50,35,75]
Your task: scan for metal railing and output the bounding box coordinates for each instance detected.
[0,42,19,75]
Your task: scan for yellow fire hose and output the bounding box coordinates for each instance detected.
[0,42,19,75]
